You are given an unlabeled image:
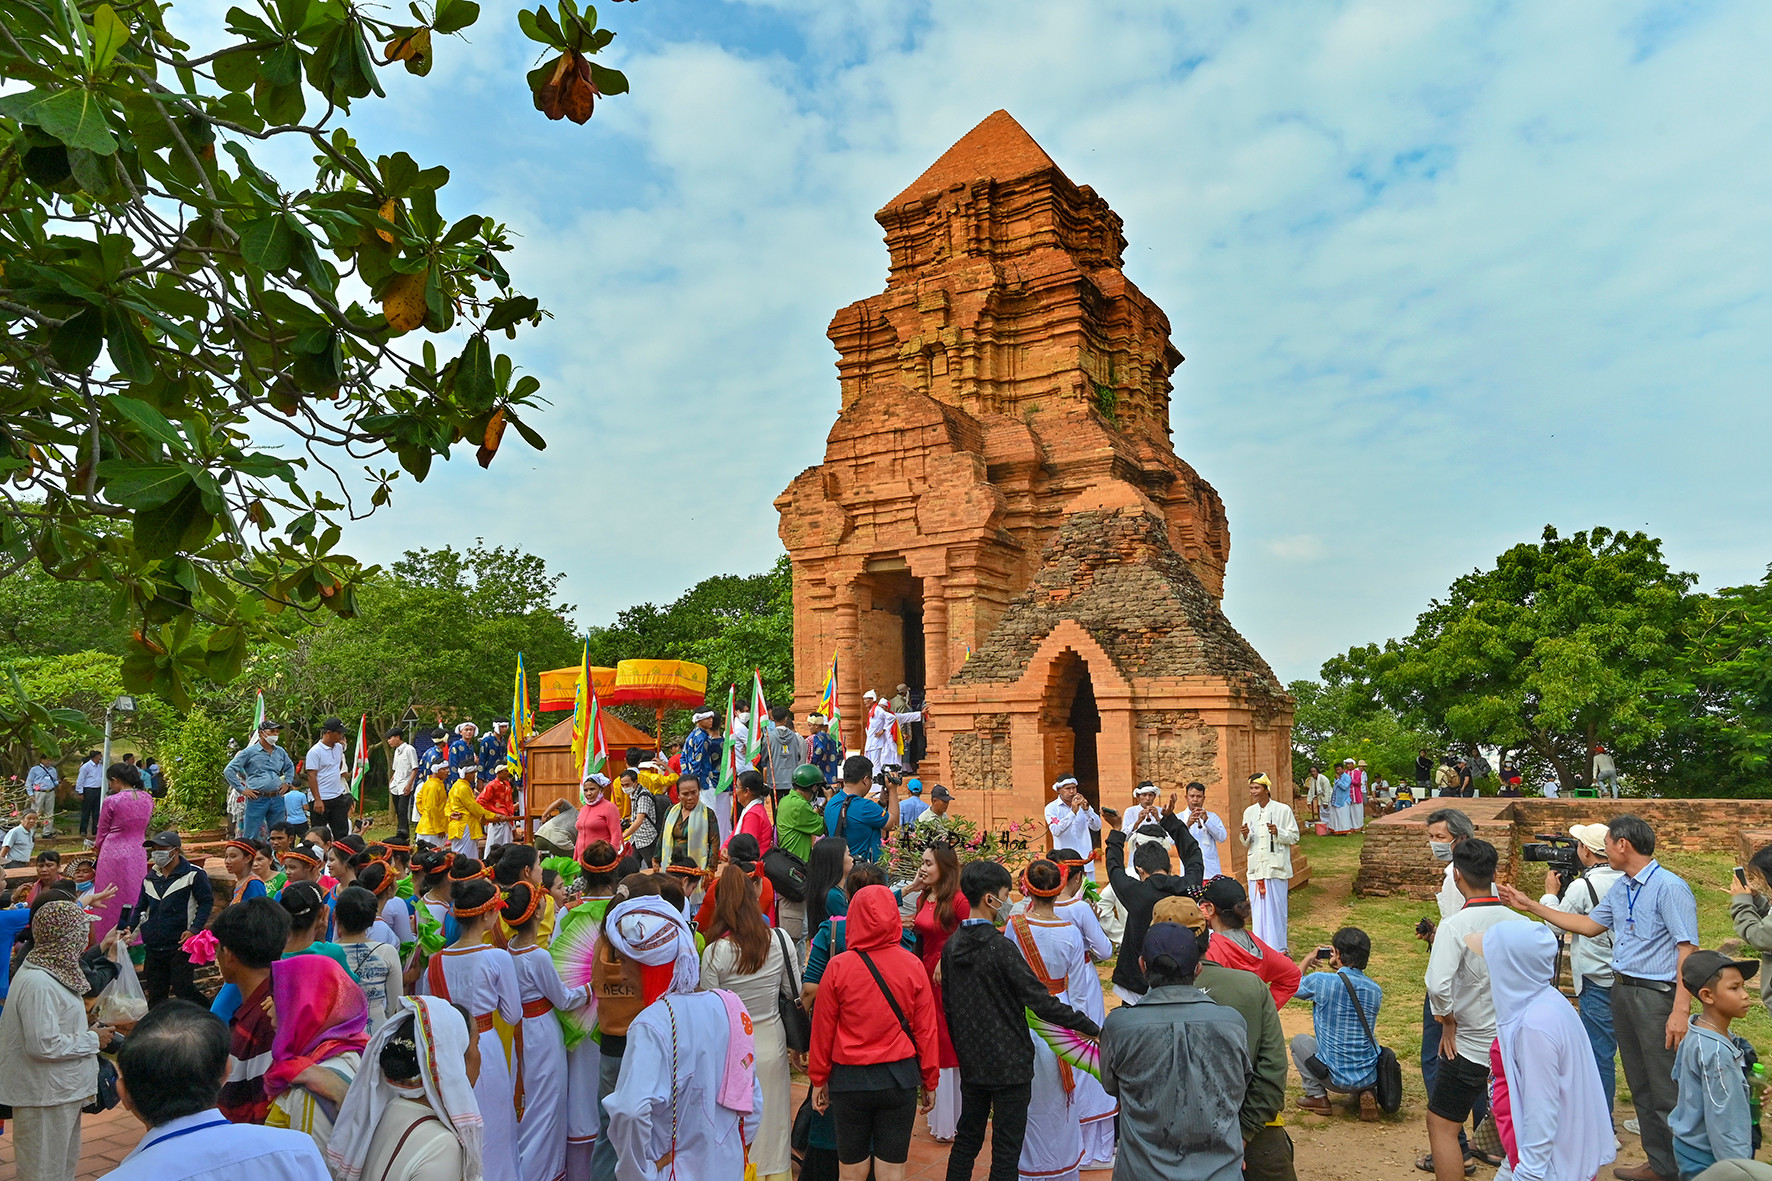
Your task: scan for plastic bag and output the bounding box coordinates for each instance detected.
[95,949,148,1026]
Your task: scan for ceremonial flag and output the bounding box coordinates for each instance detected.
[580,689,607,785]
[245,689,265,746]
[746,670,769,766]
[816,652,840,733]
[508,653,532,782]
[716,682,740,794]
[569,639,592,779]
[348,714,369,800]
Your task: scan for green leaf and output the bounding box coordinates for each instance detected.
[379,151,419,198]
[254,77,306,125]
[239,215,294,273]
[259,41,301,86]
[89,6,131,74]
[432,0,480,34]
[110,396,185,449]
[483,295,538,332]
[213,46,261,91]
[49,306,106,371]
[506,412,546,451]
[0,88,118,155]
[105,313,156,384]
[225,6,279,39]
[517,8,558,46]
[454,334,495,411]
[68,147,114,196]
[587,63,628,96]
[97,461,192,510]
[134,481,213,559]
[442,214,485,245]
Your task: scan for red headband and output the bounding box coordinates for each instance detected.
[503,886,542,927]
[453,894,504,918]
[224,840,258,860]
[1021,861,1065,898]
[581,855,622,874]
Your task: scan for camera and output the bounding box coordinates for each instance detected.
[1521,833,1584,895]
[1315,946,1333,961]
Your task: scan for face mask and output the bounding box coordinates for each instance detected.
[151,849,175,867]
[266,734,281,746]
[1429,840,1454,862]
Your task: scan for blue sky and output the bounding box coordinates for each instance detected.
[188,0,1772,681]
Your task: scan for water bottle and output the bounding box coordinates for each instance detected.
[1750,1062,1766,1149]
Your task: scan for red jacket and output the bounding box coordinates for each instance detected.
[808,885,940,1092]
[1201,926,1302,1008]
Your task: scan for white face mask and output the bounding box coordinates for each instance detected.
[1429,840,1454,862]
[265,734,281,746]
[151,849,175,867]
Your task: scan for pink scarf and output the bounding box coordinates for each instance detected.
[265,955,370,1098]
[711,987,756,1114]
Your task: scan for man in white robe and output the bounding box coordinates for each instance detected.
[861,690,921,773]
[1044,776,1102,880]
[1239,773,1299,953]
[604,989,761,1181]
[1178,781,1230,879]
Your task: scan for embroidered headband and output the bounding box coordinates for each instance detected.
[580,854,623,874]
[503,886,542,927]
[224,840,258,860]
[453,894,504,918]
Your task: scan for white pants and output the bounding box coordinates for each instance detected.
[928,1065,960,1140]
[1250,877,1289,953]
[708,789,734,847]
[452,835,480,859]
[483,821,513,855]
[12,1101,84,1181]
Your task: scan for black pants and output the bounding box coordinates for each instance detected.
[828,1086,916,1165]
[79,791,101,836]
[946,1081,1030,1181]
[1614,976,1679,1179]
[312,795,354,841]
[141,945,204,1007]
[1244,1124,1297,1181]
[391,790,413,840]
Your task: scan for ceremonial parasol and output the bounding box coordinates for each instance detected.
[1027,1012,1101,1079]
[604,659,708,749]
[538,665,616,712]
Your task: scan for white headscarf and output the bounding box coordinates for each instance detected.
[604,895,700,994]
[325,996,485,1181]
[1485,921,1558,1087]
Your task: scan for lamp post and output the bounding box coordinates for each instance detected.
[99,694,138,803]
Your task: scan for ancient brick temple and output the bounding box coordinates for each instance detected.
[776,111,1294,873]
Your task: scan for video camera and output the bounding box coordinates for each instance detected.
[1521,833,1584,896]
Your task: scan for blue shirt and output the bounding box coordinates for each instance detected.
[899,797,930,826]
[446,736,479,785]
[809,732,841,783]
[825,792,888,861]
[24,764,58,793]
[223,742,295,797]
[1670,1022,1752,1171]
[681,727,717,792]
[1331,773,1352,807]
[1294,967,1383,1090]
[1588,859,1699,982]
[0,906,33,1000]
[478,732,509,780]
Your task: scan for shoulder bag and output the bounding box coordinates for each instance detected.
[1337,970,1402,1114]
[857,949,920,1059]
[775,928,811,1052]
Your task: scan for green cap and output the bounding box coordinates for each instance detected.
[791,764,825,790]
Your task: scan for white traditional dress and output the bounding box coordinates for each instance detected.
[604,990,762,1181]
[1240,799,1300,954]
[424,943,524,1181]
[1007,915,1088,1181]
[1053,897,1117,1168]
[1349,768,1366,830]
[863,702,920,772]
[1179,806,1229,879]
[700,931,799,1178]
[511,945,591,1181]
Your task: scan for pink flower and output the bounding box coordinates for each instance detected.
[1009,821,1021,833]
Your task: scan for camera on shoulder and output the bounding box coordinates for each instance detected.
[1521,832,1583,893]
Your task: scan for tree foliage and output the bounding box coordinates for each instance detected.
[1659,567,1772,785]
[0,0,630,708]
[1287,677,1439,785]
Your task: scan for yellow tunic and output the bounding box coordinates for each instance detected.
[446,779,493,840]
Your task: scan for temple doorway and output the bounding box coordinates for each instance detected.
[1043,649,1101,812]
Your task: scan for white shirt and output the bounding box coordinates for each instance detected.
[389,741,420,797]
[1179,808,1228,878]
[100,1109,331,1181]
[1044,799,1101,876]
[1121,802,1163,837]
[1540,865,1624,994]
[1436,861,1462,920]
[76,759,104,794]
[1239,800,1299,880]
[1425,900,1530,1062]
[1304,774,1331,803]
[305,740,347,801]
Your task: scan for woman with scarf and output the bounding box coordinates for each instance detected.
[701,863,801,1181]
[1006,860,1090,1181]
[908,841,968,1143]
[325,996,485,1181]
[1050,848,1117,1169]
[1483,921,1614,1181]
[423,876,523,1181]
[602,891,764,1181]
[91,761,153,937]
[263,953,371,1154]
[504,882,588,1181]
[0,900,120,1181]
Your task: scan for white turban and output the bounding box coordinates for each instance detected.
[604,896,700,995]
[1053,776,1079,791]
[863,690,877,700]
[692,710,715,723]
[808,713,828,726]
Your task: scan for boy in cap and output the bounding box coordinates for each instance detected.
[1670,950,1760,1178]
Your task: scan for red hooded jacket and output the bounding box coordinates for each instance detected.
[1201,926,1302,1009]
[808,884,940,1092]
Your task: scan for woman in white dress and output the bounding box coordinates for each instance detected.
[700,862,801,1181]
[326,995,486,1181]
[423,877,524,1181]
[554,844,623,1181]
[505,883,591,1181]
[1049,848,1117,1169]
[1007,859,1089,1181]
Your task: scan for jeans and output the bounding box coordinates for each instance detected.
[1421,993,1484,1155]
[1614,977,1679,1179]
[240,793,280,842]
[589,1048,623,1181]
[1578,980,1618,1115]
[946,1080,1031,1181]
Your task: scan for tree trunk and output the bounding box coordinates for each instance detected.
[1529,731,1574,790]
[1585,719,1597,785]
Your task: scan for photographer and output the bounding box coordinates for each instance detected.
[1536,823,1625,1117]
[1288,928,1383,1121]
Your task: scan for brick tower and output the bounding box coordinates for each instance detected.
[776,111,1295,873]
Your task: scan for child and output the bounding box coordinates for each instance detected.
[334,884,403,1032]
[1671,949,1760,1178]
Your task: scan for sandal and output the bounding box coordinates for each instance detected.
[1415,1156,1478,1177]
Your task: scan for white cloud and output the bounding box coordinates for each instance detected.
[290,0,1772,678]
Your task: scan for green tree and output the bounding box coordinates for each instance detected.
[1329,526,1695,791]
[157,704,229,827]
[1652,567,1772,792]
[0,662,98,769]
[0,0,630,707]
[1287,676,1439,785]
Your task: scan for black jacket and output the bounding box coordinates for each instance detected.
[133,857,213,950]
[1106,812,1203,997]
[941,921,1100,1087]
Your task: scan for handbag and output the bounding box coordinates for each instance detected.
[83,1054,120,1114]
[1336,970,1402,1114]
[775,928,811,1052]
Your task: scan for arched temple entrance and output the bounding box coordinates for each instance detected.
[1042,649,1101,812]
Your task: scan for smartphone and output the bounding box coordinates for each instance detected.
[1315,946,1332,961]
[1737,867,1749,888]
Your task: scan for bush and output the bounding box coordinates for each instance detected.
[159,709,231,829]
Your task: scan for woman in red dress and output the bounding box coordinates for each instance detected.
[910,841,968,1142]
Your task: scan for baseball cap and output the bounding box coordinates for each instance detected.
[258,719,282,731]
[322,717,345,733]
[1141,922,1203,975]
[930,784,954,801]
[1682,949,1760,995]
[1202,876,1247,912]
[143,830,182,849]
[1151,895,1207,933]
[906,779,923,795]
[1568,823,1609,855]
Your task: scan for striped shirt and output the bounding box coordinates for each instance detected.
[1588,859,1699,982]
[1295,967,1383,1090]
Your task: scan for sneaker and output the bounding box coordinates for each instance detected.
[1622,1119,1640,1135]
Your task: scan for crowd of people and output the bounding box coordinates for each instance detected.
[5,692,1772,1181]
